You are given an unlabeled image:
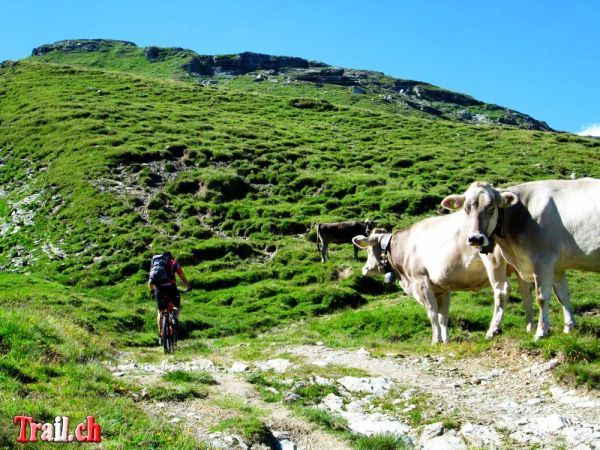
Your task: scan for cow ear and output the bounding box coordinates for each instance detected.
[499,191,518,208]
[441,194,465,211]
[352,235,369,248]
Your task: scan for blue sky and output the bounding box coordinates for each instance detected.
[2,0,599,135]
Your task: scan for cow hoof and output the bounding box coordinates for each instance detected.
[563,323,575,334]
[485,328,501,339]
[526,323,535,333]
[533,332,547,342]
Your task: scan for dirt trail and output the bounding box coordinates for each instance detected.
[108,343,600,449]
[287,344,600,431]
[109,353,351,450]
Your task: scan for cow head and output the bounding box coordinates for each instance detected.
[441,182,518,248]
[363,218,374,235]
[352,231,386,276]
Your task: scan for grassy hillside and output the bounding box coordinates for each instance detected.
[0,43,599,447]
[27,39,552,131]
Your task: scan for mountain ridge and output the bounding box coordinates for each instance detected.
[27,38,552,132]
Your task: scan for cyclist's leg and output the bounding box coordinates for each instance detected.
[155,286,168,337]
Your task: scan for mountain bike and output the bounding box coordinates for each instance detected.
[160,299,178,354]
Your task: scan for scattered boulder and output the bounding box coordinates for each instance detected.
[337,376,393,395]
[254,358,292,373]
[229,362,250,373]
[457,109,473,120]
[421,430,466,450]
[460,422,502,448]
[319,393,344,412]
[342,411,411,438]
[420,422,444,442]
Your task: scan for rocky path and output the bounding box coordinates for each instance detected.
[108,343,600,449]
[287,344,600,449]
[108,353,350,450]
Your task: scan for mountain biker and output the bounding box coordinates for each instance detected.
[148,251,190,344]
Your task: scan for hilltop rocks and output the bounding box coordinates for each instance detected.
[412,85,482,106]
[182,51,326,76]
[145,46,190,62]
[32,39,136,56]
[295,68,355,86]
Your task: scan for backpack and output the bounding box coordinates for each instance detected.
[149,254,172,284]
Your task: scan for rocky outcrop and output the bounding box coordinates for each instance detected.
[182,51,327,76]
[145,46,191,62]
[295,68,355,86]
[412,85,482,106]
[32,39,136,56]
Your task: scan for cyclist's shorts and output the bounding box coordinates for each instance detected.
[154,284,181,311]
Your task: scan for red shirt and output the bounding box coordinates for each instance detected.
[168,258,183,285]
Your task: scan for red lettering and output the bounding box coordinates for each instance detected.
[13,416,32,443]
[29,422,42,442]
[86,416,102,443]
[75,422,86,442]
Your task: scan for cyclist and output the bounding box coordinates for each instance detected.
[148,251,190,344]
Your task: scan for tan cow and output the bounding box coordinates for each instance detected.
[353,212,533,344]
[442,178,600,340]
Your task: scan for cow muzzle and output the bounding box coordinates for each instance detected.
[361,262,383,277]
[467,233,489,248]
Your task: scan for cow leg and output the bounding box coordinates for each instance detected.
[321,243,328,263]
[517,276,535,333]
[416,282,442,344]
[481,255,510,339]
[553,272,576,334]
[533,269,554,341]
[437,293,451,344]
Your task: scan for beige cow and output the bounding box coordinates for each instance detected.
[353,211,532,344]
[442,178,600,340]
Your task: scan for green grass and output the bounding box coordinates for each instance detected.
[162,369,217,385]
[145,384,208,402]
[0,306,200,449]
[296,406,349,432]
[353,433,412,450]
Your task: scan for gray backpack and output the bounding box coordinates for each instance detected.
[149,253,171,284]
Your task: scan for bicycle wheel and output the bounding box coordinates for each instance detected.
[162,314,173,354]
[172,313,178,348]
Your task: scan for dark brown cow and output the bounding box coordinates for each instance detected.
[316,219,374,262]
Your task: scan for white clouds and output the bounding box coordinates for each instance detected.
[577,124,600,137]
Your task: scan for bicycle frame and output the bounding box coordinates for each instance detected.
[160,301,177,354]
